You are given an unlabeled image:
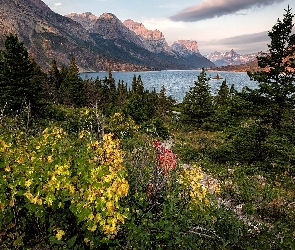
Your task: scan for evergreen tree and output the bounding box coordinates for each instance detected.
[60,58,86,107]
[29,57,48,114]
[117,80,128,107]
[157,85,169,119]
[215,80,229,107]
[181,69,214,127]
[47,58,62,103]
[131,75,144,95]
[0,34,44,114]
[247,6,295,128]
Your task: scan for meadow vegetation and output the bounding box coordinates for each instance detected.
[0,7,294,249]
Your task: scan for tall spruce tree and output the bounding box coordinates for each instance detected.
[0,34,43,114]
[248,6,295,128]
[181,69,214,127]
[215,80,230,107]
[60,58,86,107]
[47,58,62,103]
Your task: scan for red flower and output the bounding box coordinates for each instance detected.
[153,140,177,175]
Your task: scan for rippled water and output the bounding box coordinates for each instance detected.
[81,70,258,102]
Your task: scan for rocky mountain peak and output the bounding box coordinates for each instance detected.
[206,50,258,66]
[90,13,144,47]
[123,19,165,40]
[170,40,200,57]
[123,19,169,53]
[66,12,98,30]
[100,12,118,20]
[173,40,199,54]
[0,0,215,71]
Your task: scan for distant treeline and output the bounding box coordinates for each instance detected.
[0,34,173,125]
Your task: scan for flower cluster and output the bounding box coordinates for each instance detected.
[153,140,177,175]
[179,167,207,204]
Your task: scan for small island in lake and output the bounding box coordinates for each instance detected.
[213,74,223,79]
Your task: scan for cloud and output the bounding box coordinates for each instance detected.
[198,31,271,54]
[219,31,269,46]
[170,0,285,22]
[54,3,62,7]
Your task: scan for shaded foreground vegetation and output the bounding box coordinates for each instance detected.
[0,7,295,249]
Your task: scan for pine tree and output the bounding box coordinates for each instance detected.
[157,85,169,119]
[60,58,86,107]
[47,58,62,103]
[247,6,295,128]
[131,75,144,95]
[181,69,214,127]
[215,80,230,107]
[0,34,44,114]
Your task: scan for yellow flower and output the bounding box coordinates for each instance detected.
[48,155,53,163]
[45,196,53,206]
[106,201,115,213]
[4,166,11,172]
[55,229,65,240]
[25,179,33,188]
[88,223,97,232]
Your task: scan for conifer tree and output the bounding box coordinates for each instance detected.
[215,80,230,107]
[181,69,214,127]
[248,6,295,128]
[60,57,86,107]
[157,85,169,119]
[0,34,44,114]
[131,75,144,95]
[48,58,62,103]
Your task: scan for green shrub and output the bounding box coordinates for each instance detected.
[0,127,129,248]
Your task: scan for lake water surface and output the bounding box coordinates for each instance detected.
[81,70,258,102]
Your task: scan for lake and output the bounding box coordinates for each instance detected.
[80,70,258,102]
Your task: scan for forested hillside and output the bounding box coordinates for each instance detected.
[0,7,294,249]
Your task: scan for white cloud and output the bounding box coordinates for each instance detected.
[54,3,62,7]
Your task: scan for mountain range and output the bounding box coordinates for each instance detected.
[0,0,215,71]
[206,49,258,67]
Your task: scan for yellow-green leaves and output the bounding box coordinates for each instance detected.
[0,126,129,247]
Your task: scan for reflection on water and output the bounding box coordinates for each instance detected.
[80,70,258,102]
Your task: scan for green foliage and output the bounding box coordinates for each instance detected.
[215,80,230,107]
[119,137,241,249]
[142,117,170,140]
[181,69,214,128]
[60,58,86,107]
[0,127,129,248]
[106,112,140,139]
[248,6,295,128]
[45,104,104,136]
[0,34,46,115]
[47,58,62,103]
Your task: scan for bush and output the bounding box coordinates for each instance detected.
[0,127,129,248]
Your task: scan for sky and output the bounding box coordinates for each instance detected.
[42,0,295,55]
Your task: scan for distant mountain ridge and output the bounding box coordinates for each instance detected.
[0,0,145,72]
[206,49,258,67]
[65,11,215,70]
[0,0,214,71]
